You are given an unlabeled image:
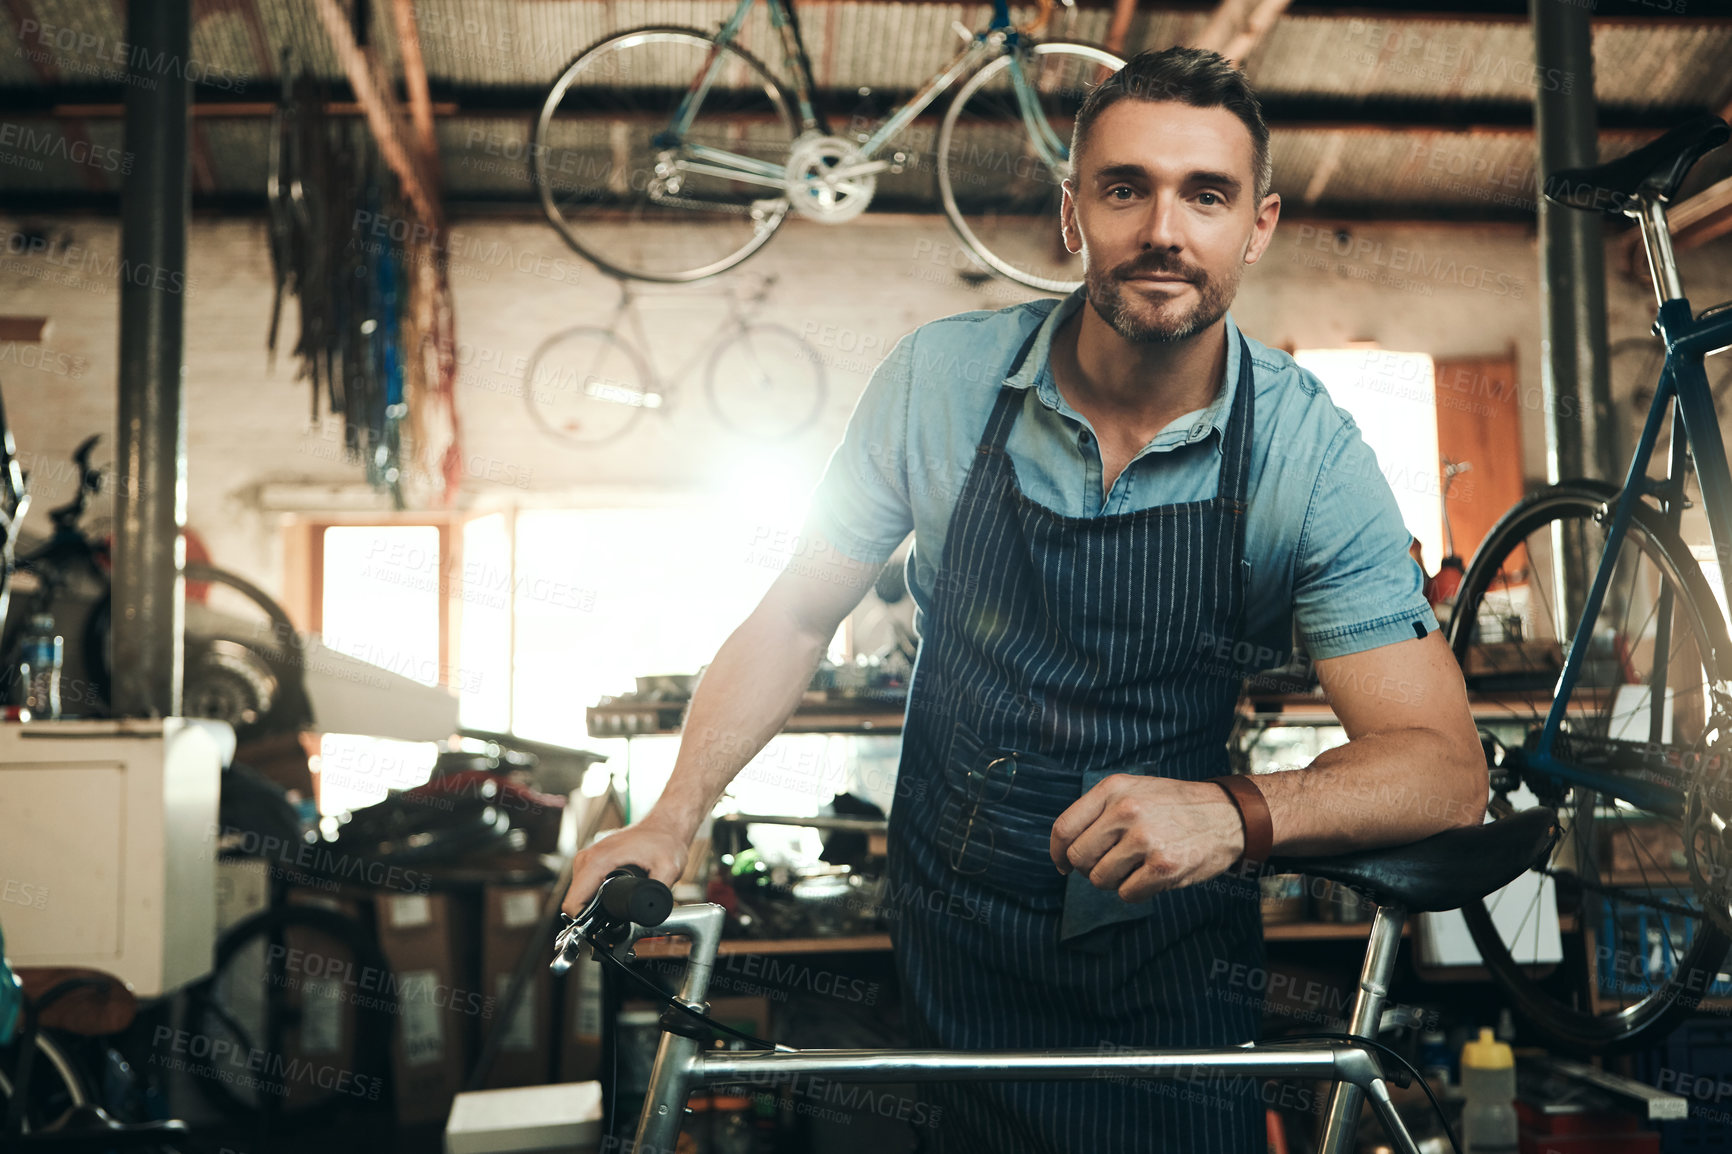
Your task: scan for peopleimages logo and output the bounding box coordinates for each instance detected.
[0,123,131,174]
[150,1026,382,1100]
[264,944,495,1019]
[205,822,432,894]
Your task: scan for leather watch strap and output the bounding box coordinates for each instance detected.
[1208,773,1273,869]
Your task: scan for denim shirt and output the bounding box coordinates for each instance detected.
[803,287,1437,676]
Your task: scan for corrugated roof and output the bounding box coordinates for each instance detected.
[0,1,1727,218]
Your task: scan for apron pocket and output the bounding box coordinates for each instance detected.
[935,719,1077,908]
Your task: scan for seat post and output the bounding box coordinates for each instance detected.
[1315,900,1407,1154]
[1635,194,1686,307]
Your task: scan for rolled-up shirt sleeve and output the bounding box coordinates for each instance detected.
[1292,418,1439,661]
[799,332,917,565]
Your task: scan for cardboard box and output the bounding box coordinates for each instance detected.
[481,883,555,1089]
[375,891,480,1125]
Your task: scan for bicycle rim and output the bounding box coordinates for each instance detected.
[533,28,797,283]
[184,903,396,1127]
[704,323,827,440]
[0,1031,88,1131]
[938,42,1124,294]
[1450,480,1732,1051]
[524,327,654,448]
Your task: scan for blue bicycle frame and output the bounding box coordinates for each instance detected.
[1527,197,1732,818]
[655,0,1073,182]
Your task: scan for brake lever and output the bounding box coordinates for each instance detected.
[550,865,668,976]
[550,913,588,977]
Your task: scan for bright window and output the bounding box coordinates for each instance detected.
[299,464,858,821]
[1295,349,1445,570]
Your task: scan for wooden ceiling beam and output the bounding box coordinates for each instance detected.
[310,0,440,227]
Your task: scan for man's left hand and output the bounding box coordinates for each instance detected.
[1049,775,1244,901]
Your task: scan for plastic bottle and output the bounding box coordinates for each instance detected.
[18,613,62,720]
[1459,1027,1519,1154]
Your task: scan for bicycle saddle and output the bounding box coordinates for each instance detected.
[15,968,136,1036]
[1544,113,1729,216]
[1267,806,1558,914]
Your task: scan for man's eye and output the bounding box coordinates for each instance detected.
[1198,192,1222,206]
[1108,186,1134,200]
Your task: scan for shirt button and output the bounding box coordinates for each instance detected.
[1189,424,1206,440]
[1079,430,1092,444]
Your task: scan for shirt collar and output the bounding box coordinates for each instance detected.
[1003,285,1242,453]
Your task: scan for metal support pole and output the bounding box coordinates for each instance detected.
[112,0,191,718]
[1533,0,1615,627]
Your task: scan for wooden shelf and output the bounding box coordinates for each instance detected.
[1264,918,1410,941]
[627,919,1403,956]
[588,699,904,737]
[632,933,893,958]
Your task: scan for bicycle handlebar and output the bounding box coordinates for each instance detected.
[549,865,674,976]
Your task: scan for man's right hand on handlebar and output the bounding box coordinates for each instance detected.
[561,815,690,919]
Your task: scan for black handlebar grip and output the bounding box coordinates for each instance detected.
[600,865,673,928]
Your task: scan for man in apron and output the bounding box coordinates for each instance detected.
[565,44,1486,1154]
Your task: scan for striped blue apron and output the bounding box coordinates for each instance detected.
[884,325,1266,1153]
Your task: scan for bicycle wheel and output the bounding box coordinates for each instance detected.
[183,903,395,1128]
[938,42,1124,294]
[704,323,827,440]
[1448,479,1732,1051]
[0,1029,88,1132]
[532,27,798,283]
[524,327,654,448]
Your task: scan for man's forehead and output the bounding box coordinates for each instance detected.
[1084,101,1254,174]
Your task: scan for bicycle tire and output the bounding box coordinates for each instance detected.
[182,904,395,1128]
[1449,479,1732,1052]
[937,41,1125,294]
[704,322,827,440]
[532,27,798,284]
[524,325,654,448]
[0,1029,89,1133]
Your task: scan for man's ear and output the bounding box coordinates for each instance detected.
[1243,192,1282,266]
[1061,180,1081,256]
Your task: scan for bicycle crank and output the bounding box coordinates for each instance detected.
[785,133,881,222]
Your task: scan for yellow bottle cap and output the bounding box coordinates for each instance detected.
[1461,1027,1513,1069]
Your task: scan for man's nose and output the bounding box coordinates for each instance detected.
[1138,191,1184,251]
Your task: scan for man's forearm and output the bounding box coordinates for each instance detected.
[638,608,833,842]
[1250,728,1488,858]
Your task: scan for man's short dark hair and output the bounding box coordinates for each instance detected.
[1070,46,1273,203]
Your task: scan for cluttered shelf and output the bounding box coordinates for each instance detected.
[588,696,904,737]
[591,690,1584,738]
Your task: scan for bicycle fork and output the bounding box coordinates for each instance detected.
[610,900,1422,1154]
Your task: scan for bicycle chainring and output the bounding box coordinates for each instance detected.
[785,133,876,223]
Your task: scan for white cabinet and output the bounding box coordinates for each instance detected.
[0,717,223,995]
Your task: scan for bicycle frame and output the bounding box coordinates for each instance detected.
[602,901,1422,1154]
[1528,192,1732,817]
[659,0,1072,190]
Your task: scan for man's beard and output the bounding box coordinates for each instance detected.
[1085,252,1236,344]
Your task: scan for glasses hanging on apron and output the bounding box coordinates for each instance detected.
[946,753,1018,875]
